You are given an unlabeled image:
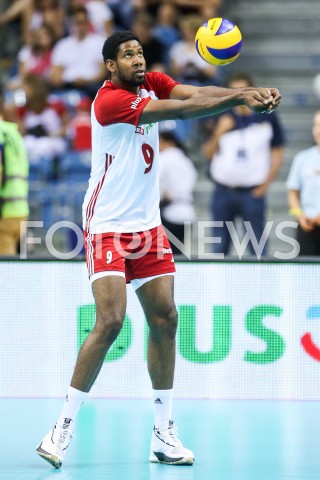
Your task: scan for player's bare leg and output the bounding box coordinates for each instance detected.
[136,275,194,465]
[36,275,127,468]
[136,275,177,390]
[71,275,127,392]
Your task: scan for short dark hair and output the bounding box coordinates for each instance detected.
[102,30,140,63]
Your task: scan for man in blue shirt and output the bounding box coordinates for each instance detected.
[286,110,320,256]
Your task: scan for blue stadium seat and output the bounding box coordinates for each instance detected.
[49,90,91,113]
[28,185,55,229]
[28,158,54,182]
[59,150,91,183]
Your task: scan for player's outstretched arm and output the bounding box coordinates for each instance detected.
[139,88,278,125]
[170,84,281,111]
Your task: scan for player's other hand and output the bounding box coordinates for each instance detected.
[268,88,281,106]
[244,88,281,113]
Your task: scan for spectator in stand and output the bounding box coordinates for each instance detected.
[66,0,114,37]
[28,0,65,41]
[0,0,64,44]
[153,3,181,68]
[131,12,166,72]
[85,0,114,37]
[199,1,223,23]
[108,0,147,30]
[0,85,29,256]
[159,130,197,255]
[171,0,222,15]
[286,110,320,256]
[8,23,56,91]
[0,0,34,44]
[49,6,105,99]
[66,97,92,151]
[11,74,67,172]
[202,72,285,257]
[126,0,222,17]
[168,14,218,86]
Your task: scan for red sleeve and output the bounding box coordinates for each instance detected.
[144,72,180,100]
[94,87,151,126]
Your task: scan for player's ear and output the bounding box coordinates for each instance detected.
[106,59,116,74]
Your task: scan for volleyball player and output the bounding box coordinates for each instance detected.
[36,30,281,468]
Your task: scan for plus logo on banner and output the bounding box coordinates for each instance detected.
[78,303,320,364]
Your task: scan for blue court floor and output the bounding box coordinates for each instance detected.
[1,398,320,480]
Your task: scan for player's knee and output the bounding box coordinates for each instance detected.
[95,315,124,344]
[168,307,179,333]
[149,306,178,340]
[107,319,124,343]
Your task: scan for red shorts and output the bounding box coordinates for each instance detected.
[84,225,176,283]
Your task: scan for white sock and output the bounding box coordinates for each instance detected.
[57,386,88,426]
[153,389,173,427]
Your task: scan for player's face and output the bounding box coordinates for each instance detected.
[114,40,146,86]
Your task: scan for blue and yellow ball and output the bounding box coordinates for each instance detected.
[195,18,242,66]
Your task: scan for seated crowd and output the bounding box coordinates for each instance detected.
[1,0,224,181]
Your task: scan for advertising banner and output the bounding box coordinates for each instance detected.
[1,261,320,399]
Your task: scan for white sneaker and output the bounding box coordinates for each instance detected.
[149,419,194,465]
[36,418,74,468]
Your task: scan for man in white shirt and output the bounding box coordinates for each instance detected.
[203,72,285,256]
[50,6,105,98]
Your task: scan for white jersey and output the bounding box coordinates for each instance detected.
[82,72,179,233]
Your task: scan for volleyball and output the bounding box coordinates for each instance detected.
[195,18,242,66]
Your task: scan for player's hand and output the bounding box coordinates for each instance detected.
[244,88,281,113]
[267,88,281,108]
[260,88,281,113]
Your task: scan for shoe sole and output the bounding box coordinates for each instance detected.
[36,446,62,469]
[150,453,194,466]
